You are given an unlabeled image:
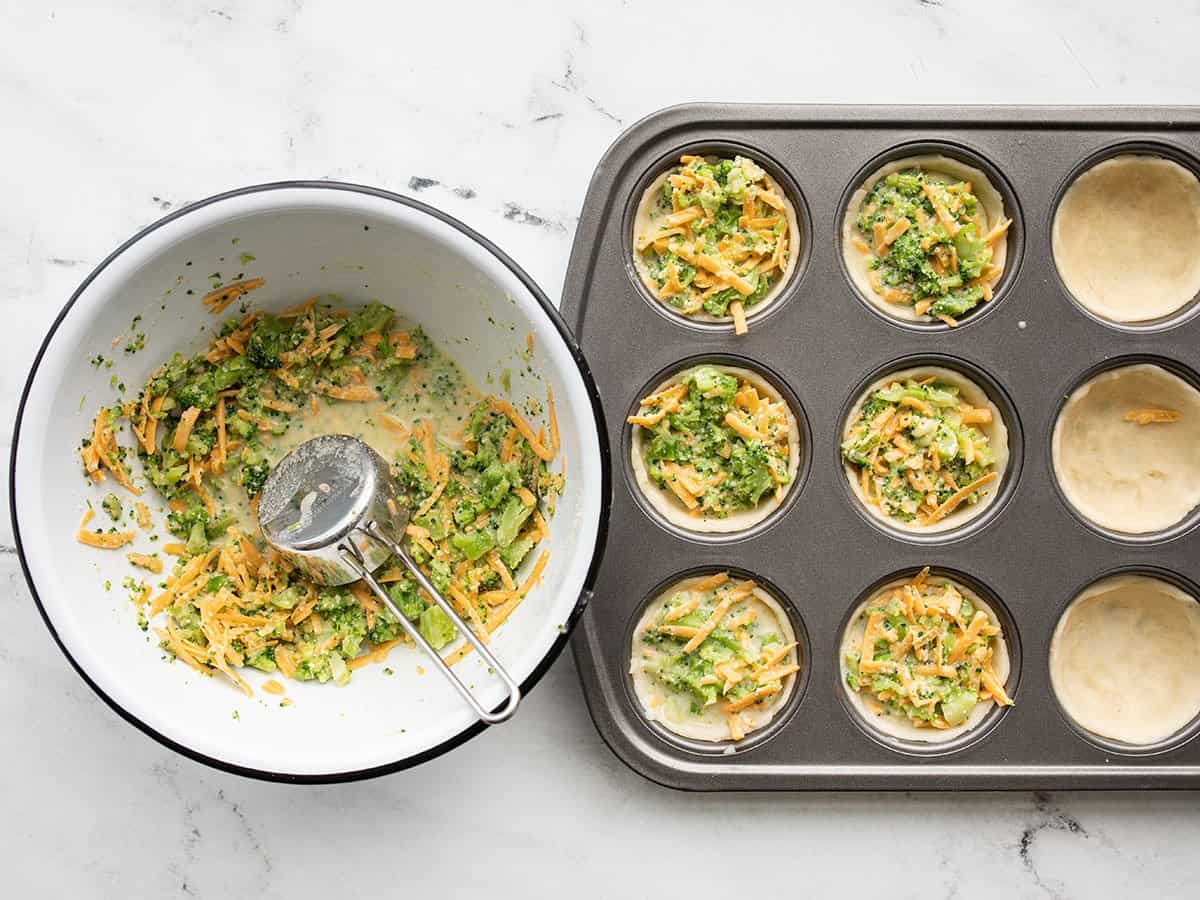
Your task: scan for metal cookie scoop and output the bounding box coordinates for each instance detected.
[257,434,521,723]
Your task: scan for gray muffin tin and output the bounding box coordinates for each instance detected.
[561,105,1200,790]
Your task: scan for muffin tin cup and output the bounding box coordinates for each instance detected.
[622,353,812,544]
[1048,354,1200,546]
[837,352,1023,546]
[834,566,1021,759]
[622,140,813,335]
[563,104,1200,790]
[623,566,812,757]
[1049,139,1200,333]
[1048,566,1200,757]
[836,139,1025,332]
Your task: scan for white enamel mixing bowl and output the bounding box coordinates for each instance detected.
[10,182,610,782]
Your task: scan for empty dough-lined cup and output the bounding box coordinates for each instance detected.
[629,571,803,746]
[1053,153,1200,325]
[1051,574,1200,749]
[1052,362,1200,536]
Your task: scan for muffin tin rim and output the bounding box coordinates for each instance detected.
[562,104,1200,789]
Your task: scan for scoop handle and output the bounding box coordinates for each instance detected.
[340,524,522,725]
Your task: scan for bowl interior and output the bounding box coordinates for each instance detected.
[13,185,604,778]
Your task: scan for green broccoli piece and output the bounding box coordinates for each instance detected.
[101,493,123,521]
[929,287,985,319]
[386,579,425,620]
[418,606,457,650]
[494,495,533,549]
[450,529,494,561]
[240,461,271,496]
[345,301,394,338]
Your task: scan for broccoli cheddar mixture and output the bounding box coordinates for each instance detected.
[845,156,1012,325]
[842,569,1013,740]
[77,288,562,695]
[633,154,796,334]
[628,365,798,533]
[841,369,1004,530]
[630,572,800,742]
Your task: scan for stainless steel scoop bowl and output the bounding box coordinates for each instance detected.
[257,434,521,724]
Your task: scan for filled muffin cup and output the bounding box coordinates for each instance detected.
[629,571,802,745]
[841,152,1012,327]
[1052,151,1200,326]
[1050,573,1200,751]
[1052,361,1200,537]
[628,362,802,536]
[839,568,1014,748]
[631,151,802,333]
[840,364,1010,536]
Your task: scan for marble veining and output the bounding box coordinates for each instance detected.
[4,1,1200,897]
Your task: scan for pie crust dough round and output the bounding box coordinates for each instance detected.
[1052,363,1200,534]
[1052,155,1200,323]
[1051,575,1200,746]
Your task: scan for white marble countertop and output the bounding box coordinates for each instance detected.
[4,1,1200,896]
